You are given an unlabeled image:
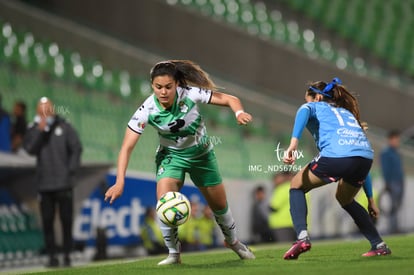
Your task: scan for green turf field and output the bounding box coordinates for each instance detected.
[14,234,414,275]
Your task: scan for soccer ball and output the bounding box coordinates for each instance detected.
[156,191,191,227]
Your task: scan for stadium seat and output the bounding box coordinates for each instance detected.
[280,0,414,77]
[0,15,324,181]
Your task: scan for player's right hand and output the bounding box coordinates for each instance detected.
[283,148,296,165]
[283,138,299,165]
[104,184,124,204]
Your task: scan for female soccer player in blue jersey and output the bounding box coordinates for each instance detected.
[104,60,255,265]
[282,78,391,260]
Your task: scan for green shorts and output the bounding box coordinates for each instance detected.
[155,148,222,187]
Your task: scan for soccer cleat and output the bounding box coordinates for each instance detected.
[158,241,182,265]
[225,240,256,260]
[362,243,391,257]
[283,238,312,260]
[157,253,181,265]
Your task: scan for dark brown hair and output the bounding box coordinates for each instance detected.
[150,60,218,90]
[307,79,362,126]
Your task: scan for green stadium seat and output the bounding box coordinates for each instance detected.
[306,0,327,19]
[222,0,240,24]
[3,12,378,180]
[90,61,105,91]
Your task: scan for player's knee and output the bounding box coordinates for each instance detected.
[289,176,302,189]
[335,192,353,206]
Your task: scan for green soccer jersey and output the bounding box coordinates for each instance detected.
[128,86,213,158]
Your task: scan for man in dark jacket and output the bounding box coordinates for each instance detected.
[23,97,82,267]
[380,130,404,234]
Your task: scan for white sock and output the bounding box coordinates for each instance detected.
[376,242,385,249]
[159,223,179,254]
[213,206,238,245]
[298,230,309,240]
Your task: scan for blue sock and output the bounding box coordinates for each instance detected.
[342,200,383,248]
[289,189,308,238]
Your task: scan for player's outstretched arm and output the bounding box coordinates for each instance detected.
[105,127,141,204]
[209,91,252,125]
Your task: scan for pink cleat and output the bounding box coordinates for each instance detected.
[362,243,391,257]
[283,238,312,260]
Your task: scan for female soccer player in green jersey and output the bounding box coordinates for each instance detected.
[105,60,255,265]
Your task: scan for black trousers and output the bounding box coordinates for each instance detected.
[39,189,73,258]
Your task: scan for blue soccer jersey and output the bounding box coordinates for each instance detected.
[292,101,374,159]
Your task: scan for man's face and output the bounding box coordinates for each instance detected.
[37,100,54,118]
[389,135,400,148]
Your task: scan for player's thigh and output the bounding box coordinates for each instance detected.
[198,184,227,212]
[291,165,326,192]
[336,179,360,206]
[156,177,183,199]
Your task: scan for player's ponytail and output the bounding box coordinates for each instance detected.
[150,60,218,91]
[331,84,361,125]
[308,78,362,127]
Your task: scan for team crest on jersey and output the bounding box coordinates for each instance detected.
[179,101,188,113]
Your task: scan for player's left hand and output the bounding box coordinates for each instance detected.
[368,199,380,220]
[236,112,252,125]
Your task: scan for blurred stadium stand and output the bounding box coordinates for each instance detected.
[275,0,414,79]
[0,0,413,175]
[0,0,314,180]
[0,0,413,170]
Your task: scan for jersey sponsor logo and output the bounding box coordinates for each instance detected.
[337,128,364,138]
[168,119,185,133]
[338,139,370,147]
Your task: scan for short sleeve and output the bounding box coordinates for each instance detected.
[127,103,149,134]
[185,87,212,104]
[291,103,311,139]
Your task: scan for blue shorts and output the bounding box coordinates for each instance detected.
[308,156,372,187]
